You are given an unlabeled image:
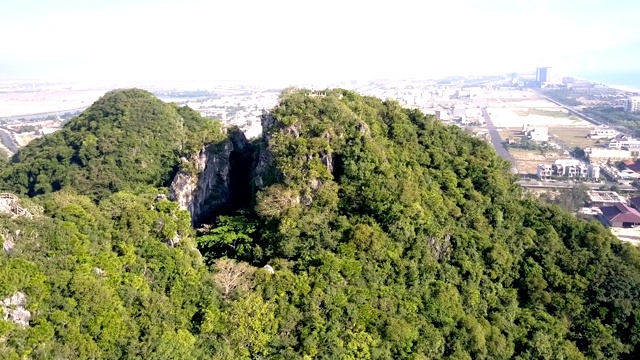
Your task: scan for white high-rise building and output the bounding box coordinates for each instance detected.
[535,67,552,84]
[588,164,601,180]
[624,96,640,113]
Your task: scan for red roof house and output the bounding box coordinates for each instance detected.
[624,160,640,173]
[599,203,640,228]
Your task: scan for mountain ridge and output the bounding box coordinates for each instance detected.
[0,88,639,359]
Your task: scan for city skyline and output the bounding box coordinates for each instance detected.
[2,0,640,83]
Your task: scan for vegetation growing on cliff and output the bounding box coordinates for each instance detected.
[2,88,640,359]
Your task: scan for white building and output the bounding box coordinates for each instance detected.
[537,159,595,180]
[624,96,640,113]
[589,125,618,139]
[608,138,640,156]
[522,124,549,142]
[555,159,581,168]
[435,110,451,121]
[587,148,632,160]
[608,138,640,149]
[557,162,589,178]
[537,164,552,179]
[588,164,601,180]
[536,67,552,84]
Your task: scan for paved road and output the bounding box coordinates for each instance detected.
[481,108,514,164]
[0,129,18,153]
[517,180,635,191]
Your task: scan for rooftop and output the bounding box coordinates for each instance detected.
[600,203,640,224]
[624,161,640,173]
[628,197,640,210]
[588,190,626,204]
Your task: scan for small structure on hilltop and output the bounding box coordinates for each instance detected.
[0,193,33,218]
[309,90,327,97]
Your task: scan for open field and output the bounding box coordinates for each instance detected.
[611,228,640,246]
[0,90,107,118]
[482,89,594,128]
[497,128,523,142]
[496,127,600,175]
[0,143,12,157]
[14,133,40,147]
[481,89,603,175]
[512,108,573,118]
[507,148,564,174]
[489,107,592,128]
[549,127,603,149]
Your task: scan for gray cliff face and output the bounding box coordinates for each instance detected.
[252,143,274,190]
[170,130,250,225]
[252,112,279,191]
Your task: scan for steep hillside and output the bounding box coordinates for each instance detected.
[2,88,640,359]
[0,189,217,359]
[204,89,640,359]
[0,89,224,200]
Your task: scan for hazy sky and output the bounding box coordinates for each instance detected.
[1,0,639,82]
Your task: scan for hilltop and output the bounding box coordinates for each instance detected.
[0,88,224,200]
[1,88,640,359]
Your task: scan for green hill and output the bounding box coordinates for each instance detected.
[1,88,640,359]
[0,88,223,200]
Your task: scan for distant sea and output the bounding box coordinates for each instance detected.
[574,71,640,91]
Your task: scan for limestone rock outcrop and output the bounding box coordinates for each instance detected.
[169,128,251,225]
[1,291,30,328]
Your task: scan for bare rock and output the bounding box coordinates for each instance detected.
[167,234,181,248]
[1,291,30,328]
[310,178,322,190]
[169,141,233,225]
[285,124,301,138]
[1,230,15,252]
[0,193,33,218]
[358,121,371,136]
[260,111,277,137]
[263,265,275,274]
[301,194,313,206]
[321,152,333,174]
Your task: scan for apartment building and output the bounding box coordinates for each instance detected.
[589,125,618,139]
[624,96,640,113]
[537,159,596,180]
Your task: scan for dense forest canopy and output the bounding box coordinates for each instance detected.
[1,88,640,359]
[0,89,224,200]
